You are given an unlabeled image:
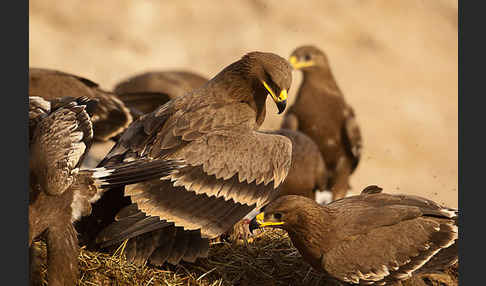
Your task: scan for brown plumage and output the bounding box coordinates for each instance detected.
[114,70,209,118]
[112,71,326,244]
[250,185,458,285]
[271,129,328,200]
[282,45,363,200]
[29,96,182,286]
[223,129,329,243]
[114,71,326,201]
[76,51,293,267]
[29,68,133,141]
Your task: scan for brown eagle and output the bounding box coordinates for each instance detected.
[76,51,294,266]
[29,96,182,285]
[282,45,363,201]
[113,70,209,118]
[250,186,458,285]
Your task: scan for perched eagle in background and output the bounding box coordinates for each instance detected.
[282,45,363,201]
[114,70,209,119]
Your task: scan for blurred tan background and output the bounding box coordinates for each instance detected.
[29,0,458,208]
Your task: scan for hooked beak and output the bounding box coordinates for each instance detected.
[275,97,287,114]
[249,212,285,233]
[289,56,315,70]
[261,80,288,114]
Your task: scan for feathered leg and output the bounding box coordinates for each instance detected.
[46,222,79,286]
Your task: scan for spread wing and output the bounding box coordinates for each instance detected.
[29,68,133,141]
[342,105,362,172]
[125,129,291,239]
[167,129,292,203]
[92,100,292,265]
[324,192,458,284]
[30,97,95,195]
[105,101,293,236]
[105,100,293,201]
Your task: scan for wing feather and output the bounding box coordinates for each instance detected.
[30,97,94,195]
[170,129,292,205]
[93,98,292,266]
[125,179,255,238]
[323,191,458,284]
[29,68,132,141]
[326,217,457,284]
[342,105,362,172]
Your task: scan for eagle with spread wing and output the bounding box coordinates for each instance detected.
[77,51,294,266]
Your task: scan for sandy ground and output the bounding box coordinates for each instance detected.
[29,0,458,208]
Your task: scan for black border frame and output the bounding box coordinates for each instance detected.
[6,0,29,284]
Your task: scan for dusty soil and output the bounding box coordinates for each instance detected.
[29,0,458,208]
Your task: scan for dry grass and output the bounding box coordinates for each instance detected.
[32,229,458,286]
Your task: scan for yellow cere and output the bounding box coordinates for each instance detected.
[256,212,285,227]
[288,56,315,70]
[278,89,288,102]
